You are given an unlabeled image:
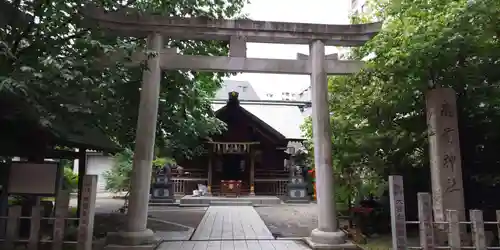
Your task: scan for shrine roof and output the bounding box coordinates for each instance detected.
[211,101,305,140]
[0,92,118,154]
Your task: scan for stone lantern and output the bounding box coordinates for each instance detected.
[286,148,310,203]
[150,163,175,204]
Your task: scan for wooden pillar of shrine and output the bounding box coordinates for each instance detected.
[250,149,255,196]
[207,146,213,195]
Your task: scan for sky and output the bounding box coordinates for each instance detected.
[225,0,351,99]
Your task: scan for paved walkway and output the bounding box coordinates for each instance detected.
[157,206,309,250]
[158,240,310,249]
[192,206,274,240]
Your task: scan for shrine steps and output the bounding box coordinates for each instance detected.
[149,202,179,207]
[209,200,253,206]
[179,195,282,206]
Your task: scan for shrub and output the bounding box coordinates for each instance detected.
[103,148,175,193]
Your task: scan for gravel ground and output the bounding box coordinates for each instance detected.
[255,204,320,238]
[91,207,207,240]
[255,204,421,248]
[93,213,190,238]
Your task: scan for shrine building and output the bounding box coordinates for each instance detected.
[174,81,308,197]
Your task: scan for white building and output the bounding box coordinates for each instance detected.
[73,150,113,193]
[297,86,311,102]
[263,88,313,102]
[264,91,300,101]
[350,0,368,16]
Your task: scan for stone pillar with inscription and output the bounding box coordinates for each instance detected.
[389,175,408,250]
[77,175,98,250]
[426,87,466,242]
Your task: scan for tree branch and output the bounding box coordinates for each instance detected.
[12,0,48,56]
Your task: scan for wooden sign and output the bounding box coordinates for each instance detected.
[211,142,259,154]
[389,175,407,250]
[77,175,98,250]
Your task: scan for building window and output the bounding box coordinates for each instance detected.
[238,85,247,92]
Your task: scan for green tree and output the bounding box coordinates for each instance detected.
[353,0,500,181]
[59,159,79,192]
[103,149,133,193]
[0,0,247,158]
[302,0,500,209]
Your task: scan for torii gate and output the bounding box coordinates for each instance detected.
[83,6,381,249]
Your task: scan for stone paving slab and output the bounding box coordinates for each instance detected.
[191,206,274,240]
[157,240,310,250]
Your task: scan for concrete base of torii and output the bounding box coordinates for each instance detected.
[304,229,357,250]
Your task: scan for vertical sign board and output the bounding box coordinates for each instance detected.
[77,175,98,250]
[417,193,435,250]
[426,88,466,225]
[389,175,407,250]
[52,191,70,250]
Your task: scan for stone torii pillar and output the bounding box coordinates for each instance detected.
[298,48,350,248]
[105,34,163,248]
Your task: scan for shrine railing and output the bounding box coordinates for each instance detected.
[389,175,498,250]
[172,177,208,195]
[0,175,97,250]
[255,169,288,178]
[255,178,287,196]
[171,168,206,178]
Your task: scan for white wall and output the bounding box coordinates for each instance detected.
[85,153,113,193]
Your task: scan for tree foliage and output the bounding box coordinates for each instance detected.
[103,148,175,193]
[0,0,248,158]
[302,0,500,206]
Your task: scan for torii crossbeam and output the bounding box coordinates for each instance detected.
[83,5,379,46]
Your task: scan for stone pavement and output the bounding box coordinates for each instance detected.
[192,206,274,240]
[158,240,310,249]
[157,206,309,250]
